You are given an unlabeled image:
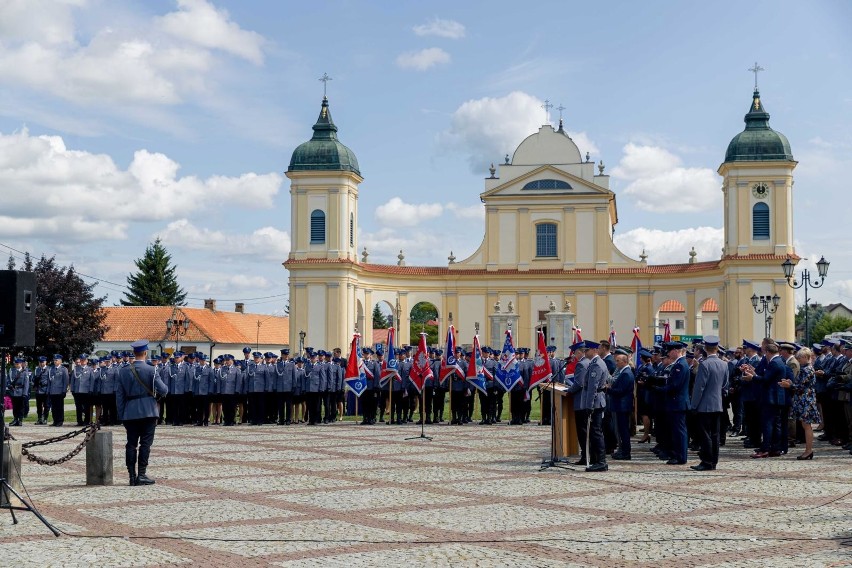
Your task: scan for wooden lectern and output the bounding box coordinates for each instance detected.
[545,384,579,458]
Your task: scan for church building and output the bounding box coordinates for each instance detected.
[284,88,797,353]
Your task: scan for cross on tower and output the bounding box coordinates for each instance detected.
[542,99,553,124]
[748,62,764,90]
[556,104,565,121]
[319,73,332,97]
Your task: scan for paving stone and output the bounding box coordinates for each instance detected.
[82,498,300,527]
[186,473,360,494]
[1,537,190,567]
[274,486,469,510]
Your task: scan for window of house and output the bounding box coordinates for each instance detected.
[523,179,572,190]
[675,319,685,330]
[753,203,769,240]
[310,209,326,244]
[349,213,354,247]
[536,223,557,257]
[712,319,719,330]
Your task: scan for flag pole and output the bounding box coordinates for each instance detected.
[405,332,432,441]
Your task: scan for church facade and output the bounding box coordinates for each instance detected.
[284,89,797,353]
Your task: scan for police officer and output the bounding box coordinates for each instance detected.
[193,354,213,426]
[608,352,635,460]
[6,357,31,426]
[33,356,50,425]
[47,354,69,426]
[584,341,610,472]
[450,349,468,425]
[116,340,168,486]
[564,341,590,464]
[391,351,409,424]
[689,335,728,470]
[657,341,691,465]
[72,354,94,425]
[219,354,239,426]
[275,349,294,425]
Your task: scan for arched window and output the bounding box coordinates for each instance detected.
[350,213,354,247]
[752,203,769,240]
[536,223,558,257]
[310,209,326,244]
[523,179,572,190]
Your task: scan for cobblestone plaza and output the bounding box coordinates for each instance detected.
[2,423,850,567]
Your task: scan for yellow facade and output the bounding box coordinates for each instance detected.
[285,95,798,353]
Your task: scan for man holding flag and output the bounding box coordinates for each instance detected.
[529,330,553,425]
[408,332,433,424]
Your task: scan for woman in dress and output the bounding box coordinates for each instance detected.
[786,348,820,460]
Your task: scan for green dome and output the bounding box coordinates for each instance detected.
[288,97,361,175]
[724,90,793,163]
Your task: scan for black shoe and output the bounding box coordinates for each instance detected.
[666,458,686,465]
[129,474,138,486]
[572,458,588,466]
[690,463,715,471]
[135,473,155,485]
[585,462,608,472]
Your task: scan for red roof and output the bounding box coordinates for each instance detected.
[702,298,719,312]
[102,306,289,345]
[659,300,685,313]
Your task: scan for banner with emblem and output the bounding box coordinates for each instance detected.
[408,332,433,392]
[380,327,400,387]
[529,330,552,392]
[440,325,461,385]
[662,321,672,343]
[344,333,368,397]
[609,323,618,348]
[495,329,521,392]
[465,334,488,394]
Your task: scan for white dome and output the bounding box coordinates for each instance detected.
[512,125,582,165]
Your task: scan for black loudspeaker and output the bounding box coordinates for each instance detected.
[0,270,36,348]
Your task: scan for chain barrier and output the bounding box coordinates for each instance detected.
[19,423,101,466]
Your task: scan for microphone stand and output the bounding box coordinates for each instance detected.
[540,359,575,471]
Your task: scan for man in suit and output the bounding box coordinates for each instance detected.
[608,353,635,460]
[658,341,690,465]
[47,354,69,427]
[583,341,610,472]
[742,341,789,457]
[116,340,168,486]
[564,342,589,464]
[689,336,728,470]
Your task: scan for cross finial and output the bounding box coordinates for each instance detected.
[556,104,565,121]
[319,73,332,97]
[748,62,764,90]
[542,99,553,124]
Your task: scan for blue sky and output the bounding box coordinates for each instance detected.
[1,0,851,315]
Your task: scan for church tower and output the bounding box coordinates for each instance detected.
[719,88,796,258]
[286,96,362,350]
[287,96,362,262]
[718,85,797,341]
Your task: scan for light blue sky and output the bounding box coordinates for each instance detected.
[1,0,851,314]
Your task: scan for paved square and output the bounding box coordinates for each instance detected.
[2,422,850,567]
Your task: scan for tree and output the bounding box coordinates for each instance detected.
[122,238,187,306]
[372,304,389,329]
[811,314,852,343]
[409,302,439,346]
[20,255,108,359]
[795,302,826,342]
[6,252,15,270]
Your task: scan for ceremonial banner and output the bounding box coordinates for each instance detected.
[662,321,671,343]
[494,329,521,392]
[344,333,368,397]
[408,332,433,392]
[630,327,643,368]
[529,330,552,392]
[380,327,400,387]
[609,325,617,348]
[572,325,583,345]
[465,334,487,394]
[440,325,461,385]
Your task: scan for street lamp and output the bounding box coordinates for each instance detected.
[298,330,306,356]
[751,293,780,338]
[166,315,190,350]
[783,256,829,345]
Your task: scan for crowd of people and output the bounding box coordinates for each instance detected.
[5,333,851,477]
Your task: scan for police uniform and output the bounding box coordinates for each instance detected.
[47,355,69,426]
[690,336,728,470]
[275,350,295,425]
[609,360,635,460]
[658,342,690,464]
[33,357,50,424]
[116,340,168,486]
[6,358,32,426]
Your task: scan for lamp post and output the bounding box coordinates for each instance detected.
[783,256,829,345]
[166,314,190,351]
[298,330,306,356]
[751,293,780,339]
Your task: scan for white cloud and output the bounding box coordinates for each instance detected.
[439,91,599,174]
[445,202,485,219]
[0,128,282,240]
[412,18,465,39]
[0,0,267,107]
[375,197,443,227]
[157,0,266,65]
[611,143,719,212]
[395,47,451,71]
[613,226,723,264]
[158,219,291,260]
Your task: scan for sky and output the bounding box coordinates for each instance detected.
[1,0,851,316]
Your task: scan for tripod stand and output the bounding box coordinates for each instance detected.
[540,360,575,471]
[1,350,60,535]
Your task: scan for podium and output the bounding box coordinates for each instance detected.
[545,384,579,458]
